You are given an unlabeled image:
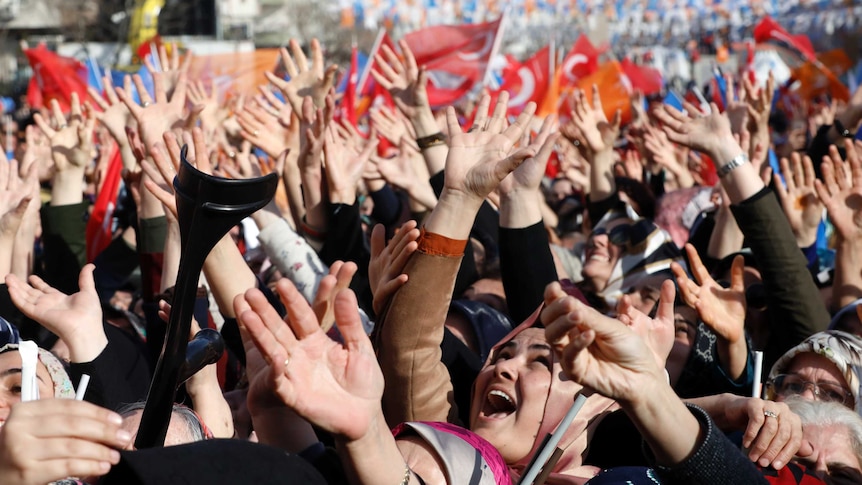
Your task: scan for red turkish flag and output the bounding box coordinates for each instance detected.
[753,16,816,62]
[497,45,551,115]
[620,58,663,96]
[86,146,123,262]
[558,36,600,89]
[403,18,503,106]
[24,44,89,112]
[339,46,359,127]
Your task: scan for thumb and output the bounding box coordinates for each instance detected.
[496,146,537,180]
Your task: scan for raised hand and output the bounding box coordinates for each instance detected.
[0,399,128,485]
[643,125,693,188]
[5,264,107,363]
[370,41,433,127]
[498,115,558,196]
[33,94,95,173]
[741,73,774,169]
[542,281,664,403]
[442,93,536,204]
[265,39,338,114]
[615,280,676,368]
[774,152,823,247]
[568,85,621,154]
[0,157,34,241]
[655,102,733,158]
[187,79,223,134]
[115,69,188,154]
[370,105,415,148]
[19,125,53,182]
[88,73,133,148]
[143,42,191,97]
[237,100,290,159]
[814,140,862,242]
[311,261,358,333]
[368,221,420,316]
[671,243,745,344]
[234,278,384,441]
[323,123,378,205]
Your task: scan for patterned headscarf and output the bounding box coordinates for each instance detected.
[0,343,76,399]
[590,208,685,311]
[768,331,862,415]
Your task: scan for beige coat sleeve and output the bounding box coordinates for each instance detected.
[373,250,463,428]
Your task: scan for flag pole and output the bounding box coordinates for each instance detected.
[481,8,509,87]
[357,28,385,94]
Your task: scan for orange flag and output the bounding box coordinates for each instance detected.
[575,61,632,123]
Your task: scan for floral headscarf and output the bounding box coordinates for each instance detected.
[0,343,76,399]
[768,330,862,415]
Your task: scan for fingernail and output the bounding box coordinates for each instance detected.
[108,413,123,425]
[758,458,769,467]
[100,461,111,473]
[110,450,121,463]
[773,460,783,469]
[117,430,132,443]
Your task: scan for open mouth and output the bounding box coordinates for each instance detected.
[481,389,517,419]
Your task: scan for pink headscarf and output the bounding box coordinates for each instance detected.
[482,307,619,484]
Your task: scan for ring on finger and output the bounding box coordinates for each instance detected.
[142,101,152,108]
[763,410,779,419]
[284,357,291,369]
[253,130,259,137]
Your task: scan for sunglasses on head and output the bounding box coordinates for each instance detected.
[591,219,653,250]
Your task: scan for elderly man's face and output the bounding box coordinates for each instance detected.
[796,423,862,480]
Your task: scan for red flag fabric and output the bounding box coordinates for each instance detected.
[743,41,756,84]
[403,18,503,106]
[558,36,600,89]
[24,44,89,112]
[136,35,162,64]
[497,45,551,115]
[339,46,359,127]
[620,58,663,96]
[753,16,816,62]
[86,146,123,262]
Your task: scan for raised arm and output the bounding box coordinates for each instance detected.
[815,140,862,311]
[657,103,830,370]
[543,282,768,484]
[375,99,538,426]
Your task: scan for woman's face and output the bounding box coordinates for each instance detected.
[470,328,554,464]
[774,353,854,408]
[0,352,55,425]
[666,306,698,385]
[581,219,630,292]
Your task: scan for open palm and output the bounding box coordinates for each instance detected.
[236,279,383,441]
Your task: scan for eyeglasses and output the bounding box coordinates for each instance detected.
[767,373,854,406]
[590,220,653,250]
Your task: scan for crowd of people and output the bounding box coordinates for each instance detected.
[0,29,861,485]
